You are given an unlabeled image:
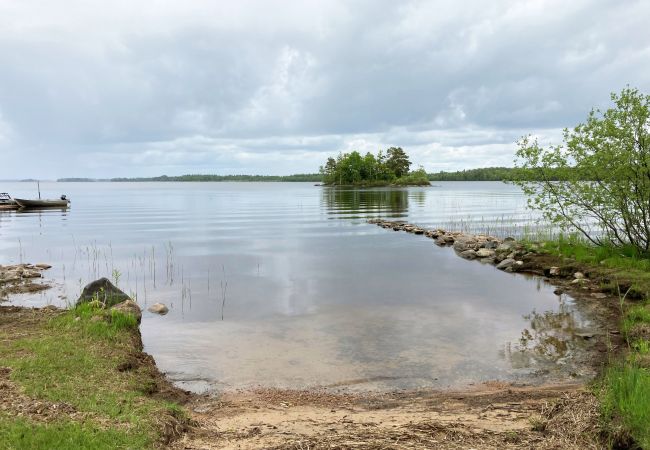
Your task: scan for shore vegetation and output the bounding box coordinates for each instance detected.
[513,87,650,448]
[513,87,650,254]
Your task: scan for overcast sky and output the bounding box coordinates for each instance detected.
[1,0,649,178]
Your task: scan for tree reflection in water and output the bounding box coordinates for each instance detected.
[322,188,409,219]
[502,298,588,369]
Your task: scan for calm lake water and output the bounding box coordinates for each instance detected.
[0,181,599,392]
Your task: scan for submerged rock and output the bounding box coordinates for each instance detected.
[77,278,130,307]
[148,303,169,315]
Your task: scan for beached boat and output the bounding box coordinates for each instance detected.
[14,196,70,208]
[0,193,18,210]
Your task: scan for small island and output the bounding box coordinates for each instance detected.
[319,147,430,186]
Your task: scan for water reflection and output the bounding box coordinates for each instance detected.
[322,187,409,218]
[502,297,596,377]
[0,182,602,392]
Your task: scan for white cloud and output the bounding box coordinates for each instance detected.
[0,0,649,178]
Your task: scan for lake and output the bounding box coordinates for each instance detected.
[0,181,600,392]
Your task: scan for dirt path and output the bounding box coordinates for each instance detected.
[172,382,603,449]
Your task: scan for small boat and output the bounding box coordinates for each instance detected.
[15,195,70,208]
[0,193,19,210]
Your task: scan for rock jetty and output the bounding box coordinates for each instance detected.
[367,218,625,308]
[368,219,529,272]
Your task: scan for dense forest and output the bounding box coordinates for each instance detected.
[320,147,430,186]
[427,166,573,181]
[427,167,519,181]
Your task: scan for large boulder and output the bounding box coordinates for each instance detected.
[111,299,142,323]
[77,278,130,307]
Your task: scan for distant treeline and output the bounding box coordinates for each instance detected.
[427,167,569,181]
[58,174,323,182]
[56,167,574,183]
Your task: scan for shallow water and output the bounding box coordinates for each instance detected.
[0,182,598,392]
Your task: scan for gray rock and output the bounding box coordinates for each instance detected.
[483,240,499,249]
[496,242,516,252]
[435,237,447,246]
[459,249,478,260]
[476,248,495,258]
[453,240,476,252]
[496,258,516,270]
[111,299,142,323]
[77,278,130,307]
[22,270,42,279]
[148,303,169,315]
[549,266,560,276]
[574,272,585,279]
[494,254,506,263]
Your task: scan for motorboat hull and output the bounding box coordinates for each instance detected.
[14,198,70,208]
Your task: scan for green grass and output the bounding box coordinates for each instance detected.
[601,365,650,449]
[622,305,650,336]
[0,414,147,450]
[0,304,185,449]
[523,233,650,300]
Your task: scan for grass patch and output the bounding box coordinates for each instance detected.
[0,413,147,450]
[525,233,650,300]
[601,365,650,449]
[0,304,186,449]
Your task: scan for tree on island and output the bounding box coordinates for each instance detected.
[512,87,650,253]
[319,148,429,186]
[385,147,411,178]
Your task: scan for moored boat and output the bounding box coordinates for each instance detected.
[14,195,70,208]
[0,193,18,210]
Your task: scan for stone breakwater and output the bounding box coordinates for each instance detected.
[367,219,606,295]
[368,219,530,272]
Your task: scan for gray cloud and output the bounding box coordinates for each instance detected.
[0,0,649,178]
